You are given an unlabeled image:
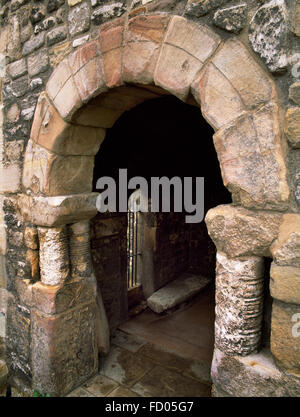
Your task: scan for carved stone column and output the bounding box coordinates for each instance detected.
[215,252,264,356]
[69,221,92,278]
[38,226,69,286]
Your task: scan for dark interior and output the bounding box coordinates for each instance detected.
[91,95,232,333]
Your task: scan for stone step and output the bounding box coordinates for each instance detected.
[147,273,211,314]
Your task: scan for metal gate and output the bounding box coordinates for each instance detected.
[127,211,139,289]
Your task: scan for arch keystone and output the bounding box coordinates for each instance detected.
[99,17,126,88]
[123,14,170,85]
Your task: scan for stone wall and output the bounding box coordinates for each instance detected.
[143,212,217,296]
[0,0,299,397]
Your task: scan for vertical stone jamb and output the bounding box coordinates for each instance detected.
[69,220,110,356]
[31,223,99,395]
[215,252,264,356]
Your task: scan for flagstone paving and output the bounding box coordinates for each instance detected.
[67,329,212,397]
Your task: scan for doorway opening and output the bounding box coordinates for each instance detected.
[91,94,231,394]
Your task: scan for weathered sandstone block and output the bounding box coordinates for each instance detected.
[211,38,274,109]
[213,104,289,210]
[32,93,106,155]
[68,40,107,102]
[212,348,300,397]
[23,140,94,196]
[192,62,246,130]
[123,15,170,85]
[289,81,300,105]
[14,275,97,316]
[205,205,282,258]
[19,193,98,227]
[0,163,21,194]
[154,16,220,100]
[285,107,300,148]
[46,58,72,102]
[73,56,106,102]
[32,277,96,315]
[46,58,82,121]
[271,300,300,375]
[99,18,125,88]
[270,214,300,267]
[71,100,124,128]
[31,302,98,396]
[270,263,300,305]
[291,0,300,36]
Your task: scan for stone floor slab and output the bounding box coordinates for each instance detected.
[138,342,211,384]
[107,386,140,397]
[184,359,211,384]
[147,273,211,313]
[67,387,95,397]
[138,343,191,373]
[100,346,155,387]
[111,329,147,353]
[83,374,119,397]
[131,365,211,397]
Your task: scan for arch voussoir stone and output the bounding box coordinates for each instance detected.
[29,92,106,156]
[154,16,221,101]
[69,42,107,103]
[213,102,289,210]
[123,14,171,85]
[23,140,95,196]
[210,38,276,110]
[46,58,82,122]
[192,62,247,131]
[99,17,125,89]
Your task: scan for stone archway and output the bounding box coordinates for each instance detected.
[16,14,290,396]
